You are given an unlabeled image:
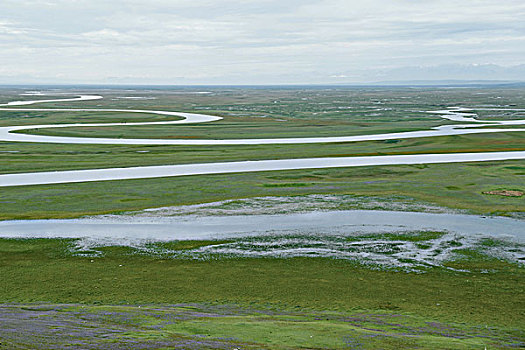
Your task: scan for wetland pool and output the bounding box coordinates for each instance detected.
[1,210,523,243]
[2,210,523,268]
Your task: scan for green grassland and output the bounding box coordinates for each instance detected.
[12,108,442,139]
[0,238,523,349]
[2,304,522,350]
[1,304,522,349]
[0,88,524,219]
[0,87,524,348]
[1,86,521,143]
[16,117,437,140]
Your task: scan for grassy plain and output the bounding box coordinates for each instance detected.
[0,86,523,219]
[0,238,523,348]
[1,304,521,349]
[0,86,524,348]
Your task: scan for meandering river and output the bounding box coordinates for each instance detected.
[0,94,524,187]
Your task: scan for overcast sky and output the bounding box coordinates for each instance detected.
[1,0,524,84]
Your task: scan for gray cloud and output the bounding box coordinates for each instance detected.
[0,0,524,84]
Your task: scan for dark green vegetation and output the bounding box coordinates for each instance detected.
[0,238,523,349]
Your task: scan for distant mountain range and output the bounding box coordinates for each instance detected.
[359,80,525,87]
[352,64,525,85]
[1,63,525,86]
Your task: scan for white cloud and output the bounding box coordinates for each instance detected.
[0,0,523,83]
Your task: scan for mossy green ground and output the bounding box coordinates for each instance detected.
[0,238,523,326]
[0,238,523,349]
[2,303,521,349]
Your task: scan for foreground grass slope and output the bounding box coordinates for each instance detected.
[1,303,522,349]
[0,239,523,327]
[0,238,523,349]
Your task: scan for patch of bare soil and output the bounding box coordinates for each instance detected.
[482,190,524,197]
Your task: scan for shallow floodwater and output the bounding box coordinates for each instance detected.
[0,210,523,244]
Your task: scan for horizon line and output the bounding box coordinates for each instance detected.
[1,80,524,88]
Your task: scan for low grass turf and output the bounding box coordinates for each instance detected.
[0,238,523,327]
[1,303,521,349]
[0,238,523,349]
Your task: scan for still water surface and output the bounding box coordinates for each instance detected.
[0,210,523,244]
